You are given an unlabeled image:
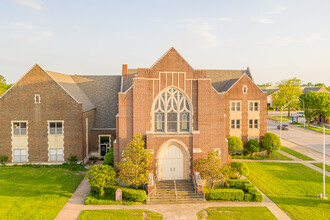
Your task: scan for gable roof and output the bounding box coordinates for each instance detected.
[204,69,252,92]
[72,75,122,128]
[303,86,322,93]
[46,71,96,112]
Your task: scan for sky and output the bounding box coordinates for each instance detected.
[0,0,330,86]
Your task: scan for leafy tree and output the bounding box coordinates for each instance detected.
[103,148,114,166]
[273,77,302,117]
[195,151,234,189]
[246,139,261,155]
[262,132,281,155]
[0,75,11,96]
[315,83,325,87]
[300,91,330,125]
[118,134,152,189]
[257,82,272,87]
[86,165,118,197]
[230,161,249,178]
[227,136,243,155]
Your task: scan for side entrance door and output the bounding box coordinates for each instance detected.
[161,145,183,180]
[99,135,110,157]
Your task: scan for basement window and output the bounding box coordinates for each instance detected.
[13,149,28,162]
[49,148,63,162]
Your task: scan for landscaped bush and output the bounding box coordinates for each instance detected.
[244,193,254,201]
[90,185,147,202]
[231,161,249,177]
[262,132,281,155]
[67,154,78,165]
[86,165,118,197]
[246,139,261,155]
[103,148,114,166]
[228,136,243,154]
[231,154,267,160]
[0,155,8,165]
[208,189,244,201]
[226,179,250,189]
[224,179,263,202]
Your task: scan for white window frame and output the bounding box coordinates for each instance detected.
[13,149,28,162]
[249,101,260,111]
[214,148,221,157]
[230,101,241,111]
[48,121,63,135]
[34,94,41,103]
[49,148,63,162]
[231,119,241,129]
[12,121,27,135]
[243,85,248,94]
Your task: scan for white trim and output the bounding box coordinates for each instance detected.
[47,120,64,162]
[98,134,111,157]
[243,85,248,94]
[34,94,41,103]
[11,120,29,162]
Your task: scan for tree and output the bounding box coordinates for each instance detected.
[195,151,233,189]
[103,148,114,166]
[0,75,10,96]
[86,165,118,197]
[227,136,243,155]
[262,132,281,155]
[230,161,249,178]
[315,83,325,87]
[118,134,152,189]
[273,77,302,117]
[257,82,272,87]
[246,139,261,155]
[300,91,330,125]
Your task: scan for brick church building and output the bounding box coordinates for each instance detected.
[0,48,266,181]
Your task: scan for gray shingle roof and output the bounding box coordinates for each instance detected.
[303,87,322,93]
[203,69,252,92]
[260,88,279,95]
[72,75,122,128]
[46,71,96,112]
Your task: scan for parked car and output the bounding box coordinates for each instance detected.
[297,112,305,117]
[277,124,289,130]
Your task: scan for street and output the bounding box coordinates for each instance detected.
[267,120,330,156]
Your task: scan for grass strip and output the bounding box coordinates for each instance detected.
[280,146,314,161]
[312,163,330,172]
[78,209,163,220]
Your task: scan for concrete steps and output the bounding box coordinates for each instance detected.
[147,180,205,204]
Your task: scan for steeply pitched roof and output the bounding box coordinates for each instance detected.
[46,71,96,112]
[72,75,122,128]
[122,69,137,92]
[303,86,322,93]
[204,69,252,92]
[260,88,279,95]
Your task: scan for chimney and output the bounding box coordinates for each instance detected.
[122,64,128,81]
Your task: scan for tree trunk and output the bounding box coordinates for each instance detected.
[287,107,291,118]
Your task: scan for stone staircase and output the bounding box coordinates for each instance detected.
[147,180,205,204]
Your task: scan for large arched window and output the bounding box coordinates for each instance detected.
[153,88,191,133]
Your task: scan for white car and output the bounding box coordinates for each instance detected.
[297,112,305,117]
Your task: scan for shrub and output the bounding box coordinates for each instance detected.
[246,139,261,155]
[227,136,243,154]
[90,185,146,202]
[231,154,266,160]
[253,191,263,202]
[103,148,114,166]
[244,193,254,201]
[209,189,244,201]
[86,165,118,197]
[262,132,281,155]
[0,155,8,165]
[89,156,98,162]
[67,154,78,165]
[231,161,249,177]
[226,179,250,189]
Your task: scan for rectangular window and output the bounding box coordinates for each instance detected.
[236,120,240,129]
[249,102,259,111]
[13,149,27,162]
[249,119,253,129]
[35,94,41,103]
[49,122,63,134]
[49,148,63,162]
[231,120,235,129]
[243,85,247,94]
[230,101,241,111]
[13,122,27,135]
[154,113,165,132]
[167,112,177,132]
[180,113,189,132]
[254,119,259,129]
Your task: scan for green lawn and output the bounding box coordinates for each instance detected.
[269,151,294,161]
[247,162,330,220]
[267,116,290,121]
[0,166,85,220]
[280,146,314,161]
[312,163,330,172]
[78,210,163,220]
[197,207,277,220]
[301,126,330,134]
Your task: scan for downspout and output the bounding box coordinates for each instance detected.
[82,111,85,162]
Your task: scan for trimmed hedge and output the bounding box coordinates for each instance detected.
[223,179,263,202]
[209,189,244,201]
[91,185,146,202]
[227,179,250,189]
[244,193,253,201]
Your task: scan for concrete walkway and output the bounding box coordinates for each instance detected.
[55,139,329,220]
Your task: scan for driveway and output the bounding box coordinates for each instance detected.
[267,120,330,156]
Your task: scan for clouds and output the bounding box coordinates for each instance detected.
[267,6,287,15]
[253,18,274,24]
[180,18,232,48]
[12,0,43,10]
[266,33,321,46]
[253,6,286,24]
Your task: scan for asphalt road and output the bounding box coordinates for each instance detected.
[267,120,330,156]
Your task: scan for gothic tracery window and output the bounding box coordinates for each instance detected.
[154,88,191,132]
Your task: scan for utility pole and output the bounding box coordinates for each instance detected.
[322,124,327,199]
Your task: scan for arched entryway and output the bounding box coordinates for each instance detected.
[157,139,190,181]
